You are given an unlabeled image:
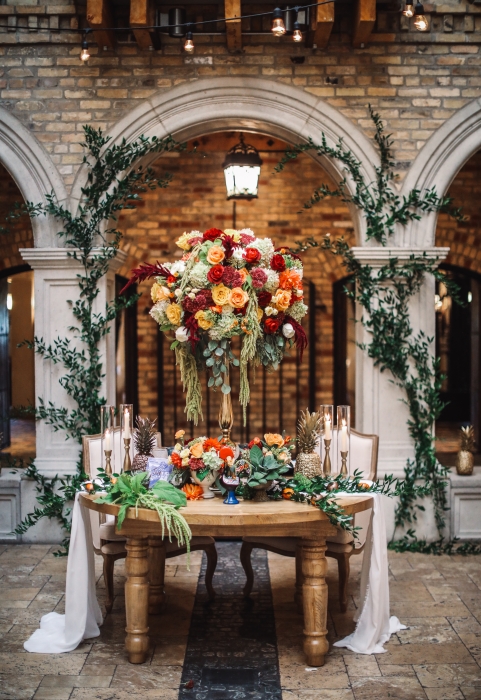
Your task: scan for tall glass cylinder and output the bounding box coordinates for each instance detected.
[337,405,351,477]
[320,404,334,476]
[100,405,115,476]
[120,403,133,473]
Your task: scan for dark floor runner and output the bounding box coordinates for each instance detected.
[178,541,282,700]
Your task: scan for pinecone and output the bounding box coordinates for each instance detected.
[460,425,475,453]
[297,409,321,454]
[131,416,157,473]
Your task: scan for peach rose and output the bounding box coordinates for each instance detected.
[195,310,213,330]
[165,303,182,326]
[175,429,185,439]
[207,245,225,265]
[229,287,249,309]
[151,283,170,303]
[212,284,231,306]
[238,268,249,284]
[279,270,303,290]
[272,289,292,311]
[264,433,284,447]
[190,442,204,458]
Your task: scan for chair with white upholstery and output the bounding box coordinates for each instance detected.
[240,428,378,613]
[83,430,217,613]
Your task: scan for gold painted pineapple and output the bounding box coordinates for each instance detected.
[456,425,475,476]
[295,409,322,479]
[131,416,157,473]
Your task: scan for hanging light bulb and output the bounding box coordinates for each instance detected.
[414,3,429,30]
[184,30,195,53]
[403,2,414,17]
[80,33,90,62]
[271,7,286,36]
[292,19,303,42]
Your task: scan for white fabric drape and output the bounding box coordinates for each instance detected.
[334,493,406,654]
[24,494,103,653]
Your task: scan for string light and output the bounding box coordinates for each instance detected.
[271,7,286,36]
[403,3,414,17]
[293,19,303,42]
[184,29,195,52]
[413,3,429,31]
[80,32,90,62]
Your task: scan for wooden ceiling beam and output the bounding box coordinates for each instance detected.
[305,2,334,49]
[86,0,115,50]
[130,0,160,50]
[225,0,242,52]
[352,0,376,47]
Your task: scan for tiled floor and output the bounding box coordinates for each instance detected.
[0,543,480,699]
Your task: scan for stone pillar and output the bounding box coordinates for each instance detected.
[19,248,126,477]
[351,247,449,479]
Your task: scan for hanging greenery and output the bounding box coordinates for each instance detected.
[278,109,475,554]
[2,126,180,552]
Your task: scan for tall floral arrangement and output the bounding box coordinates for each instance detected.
[124,228,308,423]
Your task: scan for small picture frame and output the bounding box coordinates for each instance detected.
[146,457,172,487]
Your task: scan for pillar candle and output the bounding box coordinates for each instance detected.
[340,421,348,452]
[104,428,111,451]
[123,410,131,439]
[325,417,331,440]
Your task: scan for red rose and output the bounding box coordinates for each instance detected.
[167,275,176,284]
[207,264,224,284]
[257,291,272,309]
[264,317,281,334]
[243,247,261,264]
[203,228,224,242]
[248,437,262,449]
[271,254,286,272]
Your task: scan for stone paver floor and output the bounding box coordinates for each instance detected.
[0,543,481,699]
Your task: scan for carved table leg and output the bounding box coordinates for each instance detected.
[301,537,329,667]
[295,542,303,613]
[148,536,166,615]
[125,537,150,664]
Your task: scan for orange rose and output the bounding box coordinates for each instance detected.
[264,433,284,447]
[279,270,303,290]
[210,305,223,314]
[190,442,204,458]
[229,287,249,309]
[207,245,225,265]
[238,268,249,284]
[272,289,292,311]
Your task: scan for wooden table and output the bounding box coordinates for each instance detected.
[80,493,373,667]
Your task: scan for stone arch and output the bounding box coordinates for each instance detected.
[399,98,481,248]
[70,77,379,245]
[0,107,67,248]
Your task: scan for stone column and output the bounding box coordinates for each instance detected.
[351,247,449,480]
[19,248,126,477]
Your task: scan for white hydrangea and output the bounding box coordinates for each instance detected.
[263,269,280,293]
[168,260,186,276]
[189,262,210,288]
[150,300,169,325]
[288,301,308,323]
[229,246,247,268]
[250,237,275,264]
[238,227,255,238]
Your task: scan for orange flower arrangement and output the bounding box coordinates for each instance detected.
[182,483,204,500]
[204,437,222,451]
[279,269,303,291]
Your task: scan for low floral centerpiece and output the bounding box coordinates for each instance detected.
[169,429,230,499]
[235,433,294,502]
[123,228,308,423]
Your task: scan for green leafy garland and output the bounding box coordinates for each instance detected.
[277,109,475,554]
[3,126,180,551]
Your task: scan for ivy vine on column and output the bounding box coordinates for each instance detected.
[2,127,180,552]
[278,109,480,555]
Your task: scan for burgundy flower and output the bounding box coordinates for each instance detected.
[271,253,286,272]
[222,234,236,259]
[250,267,268,289]
[207,264,224,284]
[182,290,213,314]
[188,236,204,247]
[243,247,261,264]
[189,457,205,471]
[221,266,242,288]
[257,291,272,309]
[264,317,281,334]
[203,228,224,242]
[240,233,256,245]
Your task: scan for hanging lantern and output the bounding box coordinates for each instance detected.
[223,135,263,200]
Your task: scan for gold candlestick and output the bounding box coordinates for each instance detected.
[323,438,331,476]
[218,364,234,444]
[123,438,132,472]
[104,449,112,477]
[340,451,348,477]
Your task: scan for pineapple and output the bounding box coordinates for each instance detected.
[456,425,475,476]
[131,416,157,473]
[295,409,322,479]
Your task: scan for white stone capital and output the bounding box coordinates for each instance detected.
[350,246,450,269]
[19,247,127,272]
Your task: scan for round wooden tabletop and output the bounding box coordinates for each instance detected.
[79,491,374,527]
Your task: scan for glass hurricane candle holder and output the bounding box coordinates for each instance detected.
[320,404,334,476]
[337,405,350,477]
[100,405,115,477]
[120,403,133,473]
